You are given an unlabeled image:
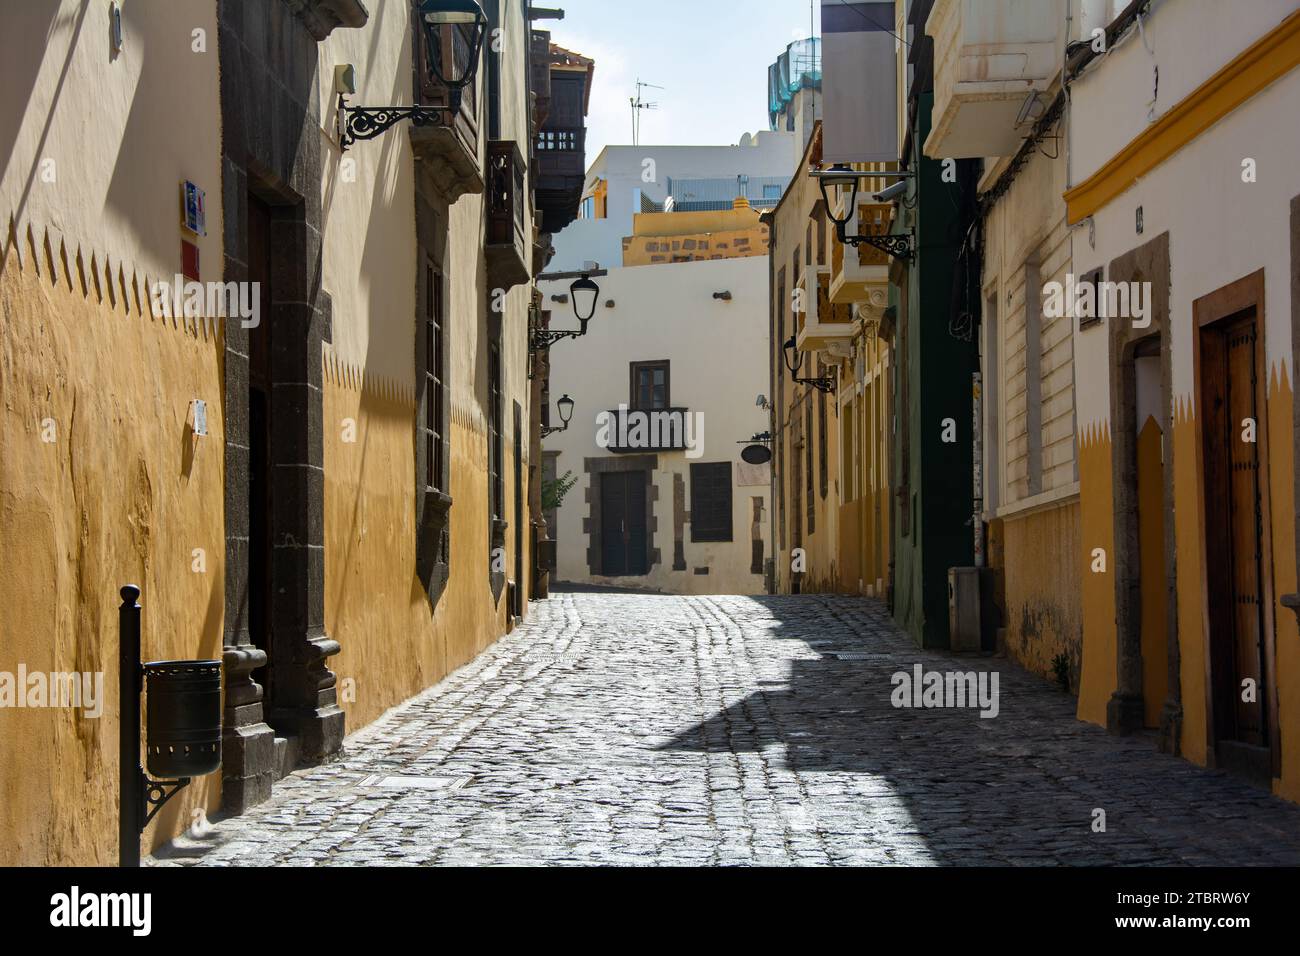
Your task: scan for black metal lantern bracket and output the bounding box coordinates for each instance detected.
[541,394,575,438]
[814,165,916,263]
[782,335,837,394]
[337,0,487,152]
[338,95,460,152]
[530,272,603,354]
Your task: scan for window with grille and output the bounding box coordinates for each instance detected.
[424,259,446,494]
[690,462,733,543]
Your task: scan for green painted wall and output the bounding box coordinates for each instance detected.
[891,91,979,649]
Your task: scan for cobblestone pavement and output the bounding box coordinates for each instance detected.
[153,592,1300,866]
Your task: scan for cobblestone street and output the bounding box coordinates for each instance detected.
[155,592,1300,866]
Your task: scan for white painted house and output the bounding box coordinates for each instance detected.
[538,255,771,594]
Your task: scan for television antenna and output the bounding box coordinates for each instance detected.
[630,78,663,146]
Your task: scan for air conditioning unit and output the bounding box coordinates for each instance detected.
[948,566,996,653]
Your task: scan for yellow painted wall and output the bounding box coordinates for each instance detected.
[0,245,226,865]
[322,357,513,732]
[1002,500,1082,682]
[1136,416,1169,729]
[623,208,770,267]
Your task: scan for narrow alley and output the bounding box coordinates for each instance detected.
[154,592,1300,867]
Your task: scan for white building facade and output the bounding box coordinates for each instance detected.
[539,255,771,594]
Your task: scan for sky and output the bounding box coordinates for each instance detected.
[541,0,823,162]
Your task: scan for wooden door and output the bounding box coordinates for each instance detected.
[600,472,647,576]
[1200,310,1267,747]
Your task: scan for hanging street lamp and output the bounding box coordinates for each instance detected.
[530,272,603,353]
[338,0,488,151]
[815,164,915,263]
[541,394,575,438]
[782,335,836,394]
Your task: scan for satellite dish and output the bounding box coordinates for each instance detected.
[741,444,772,465]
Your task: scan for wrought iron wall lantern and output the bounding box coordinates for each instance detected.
[816,164,915,263]
[337,0,488,151]
[782,335,836,394]
[530,273,601,353]
[541,393,575,438]
[118,585,223,867]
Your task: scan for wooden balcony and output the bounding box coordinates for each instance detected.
[486,140,531,290]
[602,407,693,453]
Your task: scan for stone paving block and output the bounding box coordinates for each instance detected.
[148,593,1300,867]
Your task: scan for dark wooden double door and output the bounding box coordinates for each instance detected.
[600,471,648,577]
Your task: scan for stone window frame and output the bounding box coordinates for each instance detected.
[583,455,660,576]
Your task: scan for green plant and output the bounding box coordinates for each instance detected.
[1051,652,1071,692]
[542,470,578,512]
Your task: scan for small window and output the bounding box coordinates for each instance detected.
[630,360,670,410]
[690,462,733,542]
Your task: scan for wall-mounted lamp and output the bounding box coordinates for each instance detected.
[541,394,575,438]
[782,335,836,394]
[530,273,602,353]
[755,394,771,410]
[337,0,488,151]
[816,164,914,263]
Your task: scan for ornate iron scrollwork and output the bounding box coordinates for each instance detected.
[840,230,915,263]
[338,96,450,152]
[141,775,192,828]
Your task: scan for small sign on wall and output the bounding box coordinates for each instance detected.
[190,399,208,437]
[181,180,206,236]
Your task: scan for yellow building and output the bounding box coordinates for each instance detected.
[768,122,893,597]
[0,0,588,864]
[621,200,770,266]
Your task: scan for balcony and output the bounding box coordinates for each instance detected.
[924,0,1063,159]
[601,407,692,454]
[410,20,484,203]
[796,265,854,356]
[830,201,891,316]
[535,127,586,234]
[486,140,530,290]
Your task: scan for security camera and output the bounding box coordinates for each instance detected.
[874,180,908,203]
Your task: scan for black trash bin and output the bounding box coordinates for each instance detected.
[144,660,222,778]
